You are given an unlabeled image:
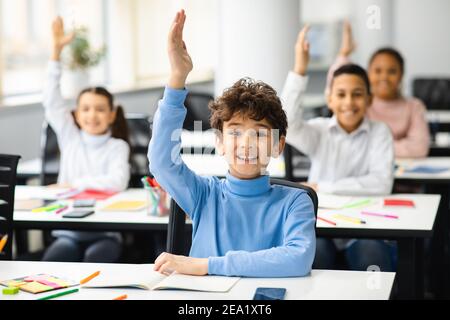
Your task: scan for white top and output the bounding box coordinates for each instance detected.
[0,261,395,300]
[281,71,394,195]
[43,61,130,191]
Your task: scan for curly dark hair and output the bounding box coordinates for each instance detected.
[209,78,287,137]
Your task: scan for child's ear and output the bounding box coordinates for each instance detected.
[326,94,333,111]
[367,94,373,107]
[109,109,117,125]
[215,131,225,156]
[271,136,286,158]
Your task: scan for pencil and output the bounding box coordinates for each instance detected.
[37,288,79,300]
[55,206,69,214]
[317,216,337,226]
[80,270,100,284]
[333,214,366,225]
[0,234,8,253]
[361,211,399,219]
[113,294,128,300]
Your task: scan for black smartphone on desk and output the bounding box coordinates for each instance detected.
[253,287,286,300]
[62,210,94,218]
[73,199,96,208]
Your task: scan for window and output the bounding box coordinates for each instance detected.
[0,0,216,100]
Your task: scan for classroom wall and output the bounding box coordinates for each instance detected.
[394,0,450,95]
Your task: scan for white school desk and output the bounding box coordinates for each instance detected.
[0,261,395,300]
[316,193,440,300]
[394,157,450,299]
[427,110,450,125]
[13,187,169,231]
[13,186,439,299]
[395,157,450,183]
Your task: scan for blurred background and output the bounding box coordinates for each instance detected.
[1,0,449,160]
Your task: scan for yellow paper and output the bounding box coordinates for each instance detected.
[20,282,53,294]
[101,200,148,211]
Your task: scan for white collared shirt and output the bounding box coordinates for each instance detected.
[281,71,394,195]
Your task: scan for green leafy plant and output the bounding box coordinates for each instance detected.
[66,27,106,71]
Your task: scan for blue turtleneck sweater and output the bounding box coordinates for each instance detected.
[148,87,316,277]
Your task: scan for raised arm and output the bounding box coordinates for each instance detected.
[325,21,355,95]
[281,25,321,157]
[43,17,77,148]
[148,10,210,219]
[167,10,193,89]
[51,16,75,62]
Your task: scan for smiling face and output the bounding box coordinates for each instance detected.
[75,92,116,135]
[216,113,285,180]
[327,74,372,133]
[368,53,403,100]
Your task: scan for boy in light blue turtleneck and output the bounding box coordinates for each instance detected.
[148,10,315,277]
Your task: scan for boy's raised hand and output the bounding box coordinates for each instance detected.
[168,10,193,89]
[294,25,310,76]
[339,20,355,57]
[51,16,75,61]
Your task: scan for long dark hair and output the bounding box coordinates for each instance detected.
[76,87,130,146]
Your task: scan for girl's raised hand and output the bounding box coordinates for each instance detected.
[339,20,355,57]
[294,25,310,76]
[167,10,193,89]
[51,16,75,61]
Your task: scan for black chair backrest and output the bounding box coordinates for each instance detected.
[283,143,311,182]
[413,78,450,110]
[40,113,152,187]
[166,177,318,255]
[0,154,21,260]
[40,121,59,185]
[182,92,214,131]
[126,113,152,187]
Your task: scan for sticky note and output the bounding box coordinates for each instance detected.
[20,281,53,294]
[101,200,148,211]
[3,287,19,295]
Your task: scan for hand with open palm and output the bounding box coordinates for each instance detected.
[51,16,75,61]
[294,25,310,76]
[167,10,193,89]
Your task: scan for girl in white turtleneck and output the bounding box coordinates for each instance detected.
[41,17,130,262]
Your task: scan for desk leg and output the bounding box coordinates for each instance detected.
[14,228,30,256]
[428,185,450,299]
[397,238,424,299]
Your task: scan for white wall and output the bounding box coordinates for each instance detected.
[215,0,300,95]
[394,0,450,95]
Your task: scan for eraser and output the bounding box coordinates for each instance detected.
[3,286,19,295]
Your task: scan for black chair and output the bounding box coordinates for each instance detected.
[413,78,450,111]
[0,154,21,260]
[40,113,152,187]
[283,143,311,182]
[40,121,60,185]
[166,178,318,255]
[126,113,152,187]
[183,92,214,131]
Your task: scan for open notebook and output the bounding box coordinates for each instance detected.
[83,265,239,293]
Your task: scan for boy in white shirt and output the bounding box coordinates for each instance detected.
[281,26,395,271]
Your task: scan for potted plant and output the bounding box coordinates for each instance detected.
[62,26,106,97]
